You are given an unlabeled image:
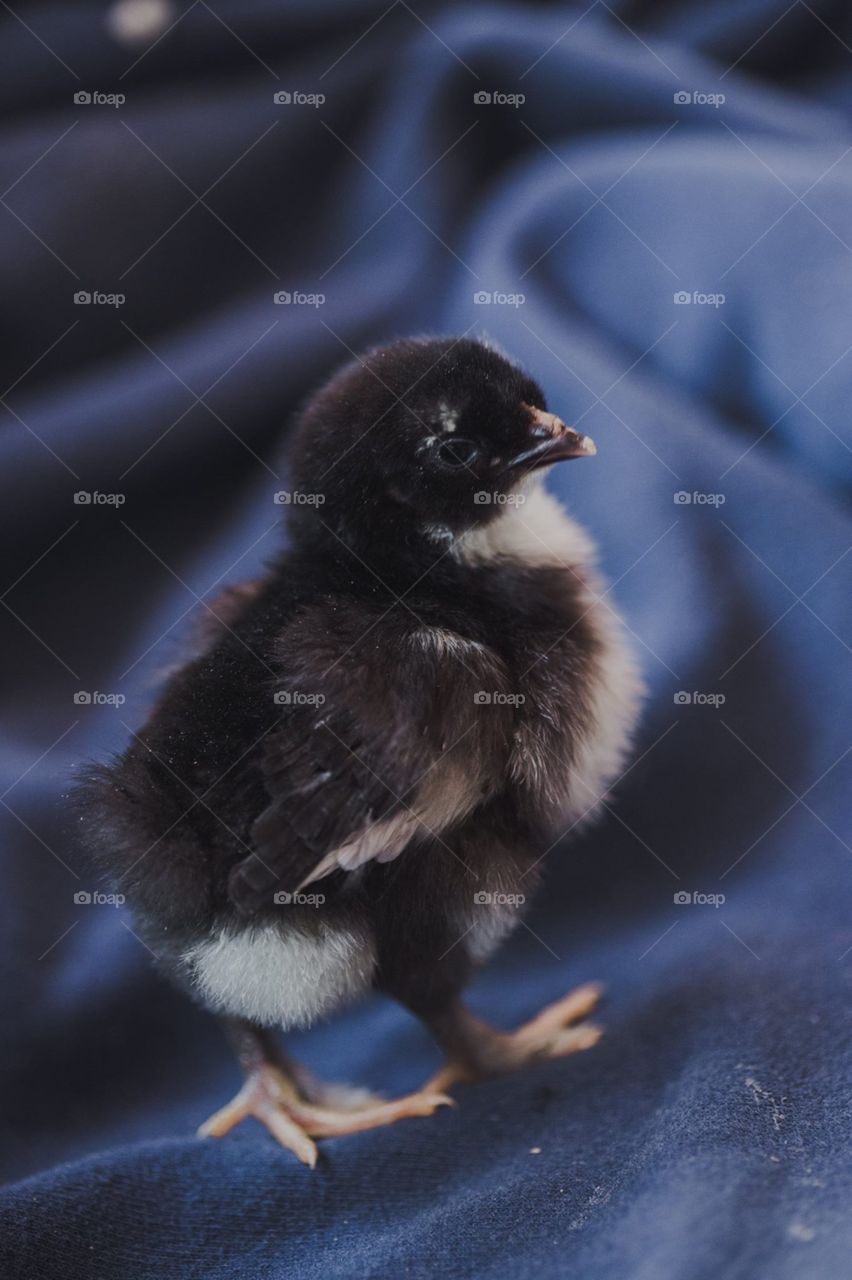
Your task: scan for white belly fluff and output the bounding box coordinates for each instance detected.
[183,918,376,1028]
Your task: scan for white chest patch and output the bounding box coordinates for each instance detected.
[182,918,376,1029]
[457,475,597,568]
[458,477,644,824]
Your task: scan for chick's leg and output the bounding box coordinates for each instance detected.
[197,1018,320,1165]
[422,983,604,1092]
[198,1018,451,1165]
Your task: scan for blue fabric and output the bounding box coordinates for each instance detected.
[2,1,851,1275]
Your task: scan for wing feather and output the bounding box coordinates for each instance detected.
[227,610,514,915]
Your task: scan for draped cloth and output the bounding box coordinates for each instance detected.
[1,1,851,1275]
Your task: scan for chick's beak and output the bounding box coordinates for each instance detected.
[507,405,596,472]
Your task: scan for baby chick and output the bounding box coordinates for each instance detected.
[80,336,642,1166]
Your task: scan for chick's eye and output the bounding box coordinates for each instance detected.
[436,438,479,468]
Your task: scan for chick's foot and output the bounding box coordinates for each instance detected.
[199,1020,453,1166]
[423,981,604,1092]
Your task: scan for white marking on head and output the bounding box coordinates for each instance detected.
[437,401,458,433]
[422,522,455,545]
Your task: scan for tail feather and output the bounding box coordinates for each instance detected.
[75,755,215,930]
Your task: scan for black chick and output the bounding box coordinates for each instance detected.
[80,335,642,1166]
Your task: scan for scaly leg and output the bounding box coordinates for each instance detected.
[423,982,604,1092]
[198,1018,452,1166]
